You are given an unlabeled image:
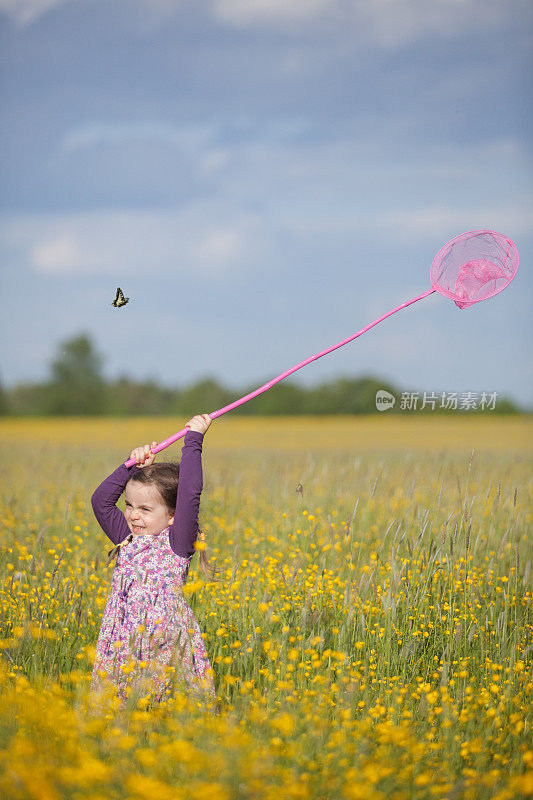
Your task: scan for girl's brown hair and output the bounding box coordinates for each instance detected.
[127,463,219,581]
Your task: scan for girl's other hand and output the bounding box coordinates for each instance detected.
[130,441,157,467]
[185,414,212,435]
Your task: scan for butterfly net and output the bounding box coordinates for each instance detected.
[430,230,518,309]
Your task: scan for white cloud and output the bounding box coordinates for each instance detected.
[282,203,531,305]
[355,0,510,48]
[30,234,85,274]
[213,0,332,26]
[7,132,528,281]
[198,149,231,177]
[285,203,533,243]
[61,122,215,154]
[0,0,185,26]
[1,0,525,48]
[60,121,231,181]
[1,207,265,279]
[212,0,523,45]
[191,226,243,264]
[0,0,71,25]
[377,206,533,242]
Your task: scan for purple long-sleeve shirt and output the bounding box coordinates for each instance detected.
[91,429,204,559]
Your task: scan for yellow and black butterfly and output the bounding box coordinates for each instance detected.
[112,287,130,308]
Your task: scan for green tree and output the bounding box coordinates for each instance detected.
[46,334,106,415]
[235,380,306,415]
[4,383,45,415]
[305,375,398,414]
[0,372,8,414]
[175,377,236,416]
[106,376,177,415]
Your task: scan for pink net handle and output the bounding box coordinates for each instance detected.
[124,288,435,466]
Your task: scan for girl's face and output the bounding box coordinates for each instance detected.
[124,481,174,537]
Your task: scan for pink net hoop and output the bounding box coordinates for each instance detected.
[430,229,519,309]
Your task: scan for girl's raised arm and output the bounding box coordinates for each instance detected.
[168,429,204,559]
[91,463,141,545]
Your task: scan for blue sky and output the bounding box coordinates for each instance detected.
[1,0,531,407]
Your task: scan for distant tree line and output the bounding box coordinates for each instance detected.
[0,334,522,416]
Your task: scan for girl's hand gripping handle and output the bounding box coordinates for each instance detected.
[123,414,212,468]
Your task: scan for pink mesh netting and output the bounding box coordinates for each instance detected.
[430,229,519,309]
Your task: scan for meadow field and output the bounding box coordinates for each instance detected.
[0,415,531,800]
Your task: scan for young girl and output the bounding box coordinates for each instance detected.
[89,413,216,708]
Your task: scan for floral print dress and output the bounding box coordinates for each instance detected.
[90,527,216,707]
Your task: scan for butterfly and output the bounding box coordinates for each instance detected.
[296,483,303,498]
[112,287,130,308]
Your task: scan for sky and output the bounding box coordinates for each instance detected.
[1,0,532,409]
